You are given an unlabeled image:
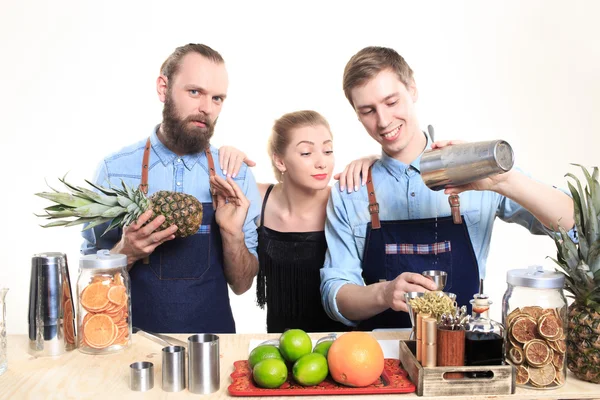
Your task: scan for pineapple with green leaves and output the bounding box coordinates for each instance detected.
[551,164,600,384]
[35,176,203,238]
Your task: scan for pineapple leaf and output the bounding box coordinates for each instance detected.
[44,210,78,218]
[100,206,126,218]
[65,217,96,227]
[75,186,119,207]
[80,217,113,230]
[40,220,72,228]
[102,215,125,236]
[57,176,86,195]
[44,205,69,212]
[558,225,580,269]
[584,189,599,245]
[574,163,600,215]
[567,181,588,259]
[587,239,600,275]
[84,179,118,196]
[35,192,94,208]
[72,203,113,217]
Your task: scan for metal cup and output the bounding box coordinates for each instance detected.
[422,270,448,291]
[420,140,514,191]
[188,334,219,394]
[404,292,425,340]
[162,345,186,392]
[130,361,154,391]
[28,252,76,356]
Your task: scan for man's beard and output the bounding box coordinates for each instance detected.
[161,94,216,155]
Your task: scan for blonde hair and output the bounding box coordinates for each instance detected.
[343,46,414,108]
[267,110,332,182]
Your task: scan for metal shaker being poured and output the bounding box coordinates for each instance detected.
[420,140,515,191]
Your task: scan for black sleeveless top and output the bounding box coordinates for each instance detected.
[256,185,350,333]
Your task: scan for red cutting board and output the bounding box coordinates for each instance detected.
[228,358,416,396]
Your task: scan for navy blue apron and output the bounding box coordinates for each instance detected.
[128,139,235,333]
[357,167,480,331]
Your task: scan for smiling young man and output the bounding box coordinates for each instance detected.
[82,43,261,333]
[320,46,575,330]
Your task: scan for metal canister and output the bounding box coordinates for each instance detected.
[420,140,514,191]
[28,252,76,356]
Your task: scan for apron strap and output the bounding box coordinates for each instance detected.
[140,138,151,194]
[205,147,217,177]
[366,166,381,229]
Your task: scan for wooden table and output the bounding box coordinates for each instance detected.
[0,331,598,399]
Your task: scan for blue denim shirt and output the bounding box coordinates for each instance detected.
[81,126,261,257]
[321,132,574,326]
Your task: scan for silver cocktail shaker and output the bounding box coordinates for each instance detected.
[420,140,514,191]
[28,252,76,356]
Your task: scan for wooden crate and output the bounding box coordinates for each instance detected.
[398,340,516,397]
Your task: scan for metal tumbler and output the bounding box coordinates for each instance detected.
[188,334,220,394]
[28,252,76,356]
[420,140,514,191]
[162,345,186,392]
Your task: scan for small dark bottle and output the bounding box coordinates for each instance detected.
[463,294,505,378]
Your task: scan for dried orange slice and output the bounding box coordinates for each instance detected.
[512,316,538,343]
[107,285,127,306]
[81,282,110,312]
[538,314,561,340]
[516,365,529,385]
[84,314,116,348]
[528,363,555,387]
[552,352,564,370]
[506,308,521,327]
[552,338,566,354]
[508,346,524,365]
[114,273,124,286]
[521,306,543,320]
[554,370,565,386]
[524,339,551,367]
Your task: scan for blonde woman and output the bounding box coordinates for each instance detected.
[219,110,374,332]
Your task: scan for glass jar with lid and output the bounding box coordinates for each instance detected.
[502,265,567,389]
[77,250,131,354]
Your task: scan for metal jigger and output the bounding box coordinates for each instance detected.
[422,270,448,291]
[404,292,425,340]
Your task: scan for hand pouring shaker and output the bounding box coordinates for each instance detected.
[28,252,76,356]
[420,140,514,191]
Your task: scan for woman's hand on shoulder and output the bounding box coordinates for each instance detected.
[218,146,256,178]
[334,155,379,193]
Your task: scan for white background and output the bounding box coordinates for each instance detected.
[1,0,598,334]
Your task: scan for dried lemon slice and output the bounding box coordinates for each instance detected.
[512,316,538,343]
[516,365,529,385]
[508,346,524,365]
[538,314,561,340]
[528,363,556,387]
[524,339,551,367]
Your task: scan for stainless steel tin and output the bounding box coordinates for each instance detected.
[420,140,514,191]
[28,252,76,356]
[188,334,220,394]
[162,346,186,392]
[130,361,154,391]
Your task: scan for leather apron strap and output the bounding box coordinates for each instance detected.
[366,166,381,229]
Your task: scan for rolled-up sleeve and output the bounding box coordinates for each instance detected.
[320,186,366,327]
[240,167,261,258]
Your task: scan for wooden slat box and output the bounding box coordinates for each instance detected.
[398,340,516,396]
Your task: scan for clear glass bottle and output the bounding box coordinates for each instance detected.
[502,265,567,389]
[77,250,131,354]
[463,293,505,377]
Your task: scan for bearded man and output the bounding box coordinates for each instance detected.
[82,43,261,333]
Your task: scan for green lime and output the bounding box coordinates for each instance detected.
[279,329,313,363]
[253,358,288,389]
[313,340,333,358]
[293,353,329,386]
[248,345,284,369]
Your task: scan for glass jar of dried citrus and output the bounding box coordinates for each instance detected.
[77,250,131,354]
[501,266,567,389]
